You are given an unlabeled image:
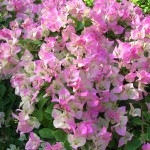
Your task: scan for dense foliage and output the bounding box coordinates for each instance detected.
[83,0,93,7]
[0,80,25,150]
[0,0,150,150]
[83,0,150,14]
[132,0,150,14]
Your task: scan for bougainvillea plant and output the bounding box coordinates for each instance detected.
[0,0,150,149]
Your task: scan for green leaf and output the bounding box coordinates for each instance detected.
[68,15,84,32]
[124,137,142,150]
[107,138,116,148]
[32,109,43,121]
[17,50,24,59]
[45,103,55,114]
[64,140,72,150]
[141,133,149,141]
[143,112,150,120]
[84,18,93,27]
[76,21,84,31]
[32,40,42,46]
[2,98,11,106]
[69,54,77,59]
[0,84,6,98]
[18,39,30,44]
[147,127,150,140]
[68,16,77,22]
[0,99,4,111]
[34,0,42,4]
[38,98,49,110]
[145,95,150,102]
[57,37,62,42]
[54,130,67,142]
[43,112,52,120]
[41,115,54,129]
[39,128,53,139]
[132,117,143,125]
[50,32,59,37]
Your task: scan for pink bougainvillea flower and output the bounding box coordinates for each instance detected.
[25,132,41,150]
[92,127,112,150]
[44,142,64,150]
[142,143,150,150]
[125,72,136,82]
[12,111,40,135]
[75,121,94,137]
[137,70,150,84]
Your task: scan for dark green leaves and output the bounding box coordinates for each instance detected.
[84,18,93,27]
[0,80,24,149]
[76,21,84,32]
[38,128,70,148]
[0,84,6,98]
[18,39,43,55]
[124,137,142,150]
[143,112,150,120]
[39,128,53,139]
[76,18,93,31]
[64,141,72,150]
[144,51,149,57]
[18,39,42,47]
[145,94,150,102]
[32,109,43,122]
[147,127,150,140]
[45,103,55,114]
[68,15,93,33]
[53,130,67,142]
[34,0,42,4]
[132,117,143,125]
[37,97,49,110]
[68,16,84,32]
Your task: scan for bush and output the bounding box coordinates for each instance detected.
[0,0,150,150]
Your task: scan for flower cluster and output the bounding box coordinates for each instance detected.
[0,0,150,149]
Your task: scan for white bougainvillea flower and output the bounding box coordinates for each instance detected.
[52,109,74,130]
[118,132,133,147]
[129,103,141,117]
[119,83,139,100]
[68,134,86,149]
